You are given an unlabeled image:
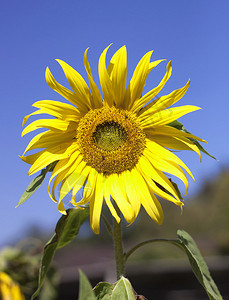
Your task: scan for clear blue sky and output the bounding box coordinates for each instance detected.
[0,0,228,246]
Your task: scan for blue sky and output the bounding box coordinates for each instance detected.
[0,0,228,246]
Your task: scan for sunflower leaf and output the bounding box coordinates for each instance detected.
[93,277,136,300]
[168,120,216,160]
[78,270,96,300]
[111,277,135,300]
[39,267,59,300]
[125,231,222,299]
[168,120,185,131]
[31,207,89,300]
[16,168,48,207]
[169,178,183,200]
[93,282,114,299]
[188,138,217,160]
[176,230,222,300]
[46,161,58,172]
[17,162,58,208]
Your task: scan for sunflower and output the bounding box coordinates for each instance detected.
[0,272,25,300]
[21,45,205,234]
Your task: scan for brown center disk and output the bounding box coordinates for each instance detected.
[76,106,146,175]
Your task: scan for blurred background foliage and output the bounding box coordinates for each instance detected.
[0,240,59,300]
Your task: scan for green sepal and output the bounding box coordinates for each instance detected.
[176,230,222,300]
[17,162,58,208]
[168,120,216,160]
[78,270,96,300]
[32,207,89,300]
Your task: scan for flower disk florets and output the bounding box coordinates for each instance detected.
[76,106,146,175]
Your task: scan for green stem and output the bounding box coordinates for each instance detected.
[112,203,125,280]
[124,238,181,263]
[101,214,113,236]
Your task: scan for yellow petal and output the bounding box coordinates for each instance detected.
[58,199,67,215]
[33,100,81,119]
[137,164,182,206]
[138,156,180,202]
[45,66,88,113]
[22,110,46,126]
[20,151,43,165]
[75,168,98,206]
[140,105,201,128]
[84,48,103,108]
[21,118,76,137]
[148,59,165,72]
[90,173,104,234]
[145,125,206,143]
[143,192,164,225]
[103,177,120,223]
[22,101,80,127]
[50,154,83,203]
[51,169,70,202]
[71,165,91,197]
[98,44,115,106]
[48,151,80,202]
[108,46,127,107]
[59,160,86,202]
[144,147,190,194]
[109,174,135,223]
[146,140,194,178]
[131,169,164,225]
[56,59,91,110]
[145,80,190,117]
[23,130,76,155]
[27,142,77,175]
[132,61,172,113]
[59,163,91,206]
[149,134,201,159]
[125,50,153,109]
[122,170,141,220]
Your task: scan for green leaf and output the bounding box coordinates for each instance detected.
[17,162,59,208]
[39,267,59,300]
[111,277,135,300]
[188,138,217,160]
[93,278,136,300]
[125,231,222,300]
[177,230,222,300]
[78,270,96,300]
[32,207,89,300]
[46,161,58,172]
[168,120,216,160]
[168,120,185,130]
[94,282,114,300]
[169,178,183,200]
[16,168,48,207]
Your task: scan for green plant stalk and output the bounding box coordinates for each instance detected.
[112,203,125,280]
[124,238,181,263]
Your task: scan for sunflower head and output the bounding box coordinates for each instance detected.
[21,45,206,234]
